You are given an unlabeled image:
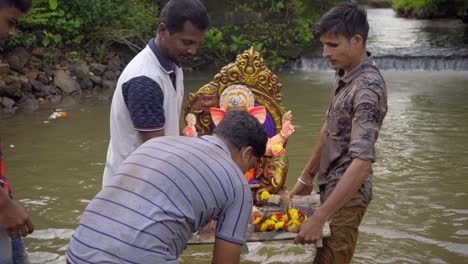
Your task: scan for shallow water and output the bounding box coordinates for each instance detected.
[1,70,468,263]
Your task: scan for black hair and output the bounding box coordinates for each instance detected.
[313,2,369,45]
[215,110,268,158]
[0,0,32,13]
[159,0,210,33]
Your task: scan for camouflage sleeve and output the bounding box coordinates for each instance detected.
[349,75,386,162]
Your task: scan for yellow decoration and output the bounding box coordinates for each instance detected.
[272,144,283,152]
[275,221,285,231]
[288,208,298,217]
[261,191,270,201]
[270,214,278,222]
[292,219,301,227]
[253,217,262,225]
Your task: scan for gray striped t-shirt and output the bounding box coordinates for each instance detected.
[67,135,253,264]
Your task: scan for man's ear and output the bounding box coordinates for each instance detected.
[241,146,254,161]
[352,34,363,47]
[158,23,169,36]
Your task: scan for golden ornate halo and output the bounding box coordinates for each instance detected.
[219,84,255,110]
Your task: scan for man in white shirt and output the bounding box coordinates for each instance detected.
[103,0,209,186]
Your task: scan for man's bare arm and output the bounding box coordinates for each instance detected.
[212,238,242,264]
[295,158,371,244]
[290,121,327,196]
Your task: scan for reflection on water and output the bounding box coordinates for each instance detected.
[299,9,468,71]
[367,9,468,57]
[1,71,468,263]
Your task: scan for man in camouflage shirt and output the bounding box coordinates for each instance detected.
[290,3,387,263]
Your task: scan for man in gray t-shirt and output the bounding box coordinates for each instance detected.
[67,110,268,264]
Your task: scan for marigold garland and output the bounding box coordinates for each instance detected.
[251,208,307,232]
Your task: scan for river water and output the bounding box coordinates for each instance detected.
[1,8,468,264]
[298,9,468,71]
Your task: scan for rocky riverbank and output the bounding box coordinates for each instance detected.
[0,47,131,115]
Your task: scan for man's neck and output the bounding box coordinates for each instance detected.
[154,37,175,67]
[344,51,368,75]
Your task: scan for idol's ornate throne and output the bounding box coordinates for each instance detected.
[184,47,292,205]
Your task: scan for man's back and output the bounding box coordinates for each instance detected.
[67,136,252,263]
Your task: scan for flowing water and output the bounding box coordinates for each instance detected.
[1,8,468,264]
[297,9,468,71]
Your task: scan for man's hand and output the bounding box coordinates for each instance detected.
[294,211,325,245]
[0,195,34,237]
[289,179,313,198]
[289,170,314,199]
[202,219,217,232]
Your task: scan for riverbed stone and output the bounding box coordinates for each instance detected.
[0,63,10,74]
[31,79,60,96]
[32,47,46,58]
[90,75,102,84]
[102,79,117,90]
[70,61,90,81]
[5,47,31,72]
[1,96,15,112]
[53,70,81,95]
[37,72,50,84]
[0,80,22,99]
[102,70,117,81]
[107,55,122,72]
[90,63,106,76]
[17,94,38,112]
[48,94,62,104]
[21,81,32,94]
[25,70,39,80]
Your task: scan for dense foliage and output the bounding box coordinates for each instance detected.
[392,0,468,19]
[196,0,341,69]
[7,0,339,69]
[8,0,159,59]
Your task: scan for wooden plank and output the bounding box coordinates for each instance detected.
[188,194,328,245]
[188,222,330,245]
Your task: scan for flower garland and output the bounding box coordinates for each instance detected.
[251,207,307,232]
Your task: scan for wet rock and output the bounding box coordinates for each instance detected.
[89,63,106,76]
[102,70,117,81]
[0,63,10,74]
[70,62,93,91]
[5,47,31,72]
[1,96,16,112]
[29,56,42,69]
[107,55,122,72]
[37,72,50,84]
[0,80,22,99]
[17,94,38,112]
[58,95,78,108]
[90,75,102,84]
[102,79,117,90]
[53,70,81,95]
[70,61,90,81]
[31,79,60,97]
[25,70,39,80]
[21,81,32,93]
[48,94,62,104]
[80,79,94,90]
[32,47,46,58]
[43,67,54,77]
